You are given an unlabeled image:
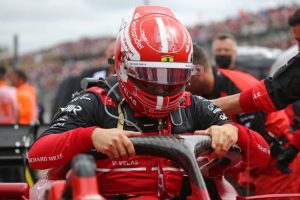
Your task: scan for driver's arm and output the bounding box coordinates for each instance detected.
[28,92,100,169]
[28,92,140,170]
[195,121,270,168]
[191,95,270,167]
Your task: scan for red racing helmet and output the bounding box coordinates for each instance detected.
[115,5,193,118]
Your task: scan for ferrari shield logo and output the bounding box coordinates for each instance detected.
[161,56,174,62]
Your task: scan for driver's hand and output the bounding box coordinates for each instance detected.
[194,124,238,157]
[91,128,141,160]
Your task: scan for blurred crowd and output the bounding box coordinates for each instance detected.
[189,4,298,50]
[0,67,38,124]
[14,38,115,122]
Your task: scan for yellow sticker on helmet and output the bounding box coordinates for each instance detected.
[161,56,174,62]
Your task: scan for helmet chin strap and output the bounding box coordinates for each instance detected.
[104,82,143,134]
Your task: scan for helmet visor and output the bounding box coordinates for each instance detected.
[125,61,193,85]
[125,61,193,96]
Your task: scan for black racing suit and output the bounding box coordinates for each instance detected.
[28,76,270,198]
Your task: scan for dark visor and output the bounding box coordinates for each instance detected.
[125,61,193,85]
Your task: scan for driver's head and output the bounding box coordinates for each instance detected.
[212,33,237,69]
[115,5,193,118]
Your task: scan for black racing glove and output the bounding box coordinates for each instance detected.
[276,145,299,174]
